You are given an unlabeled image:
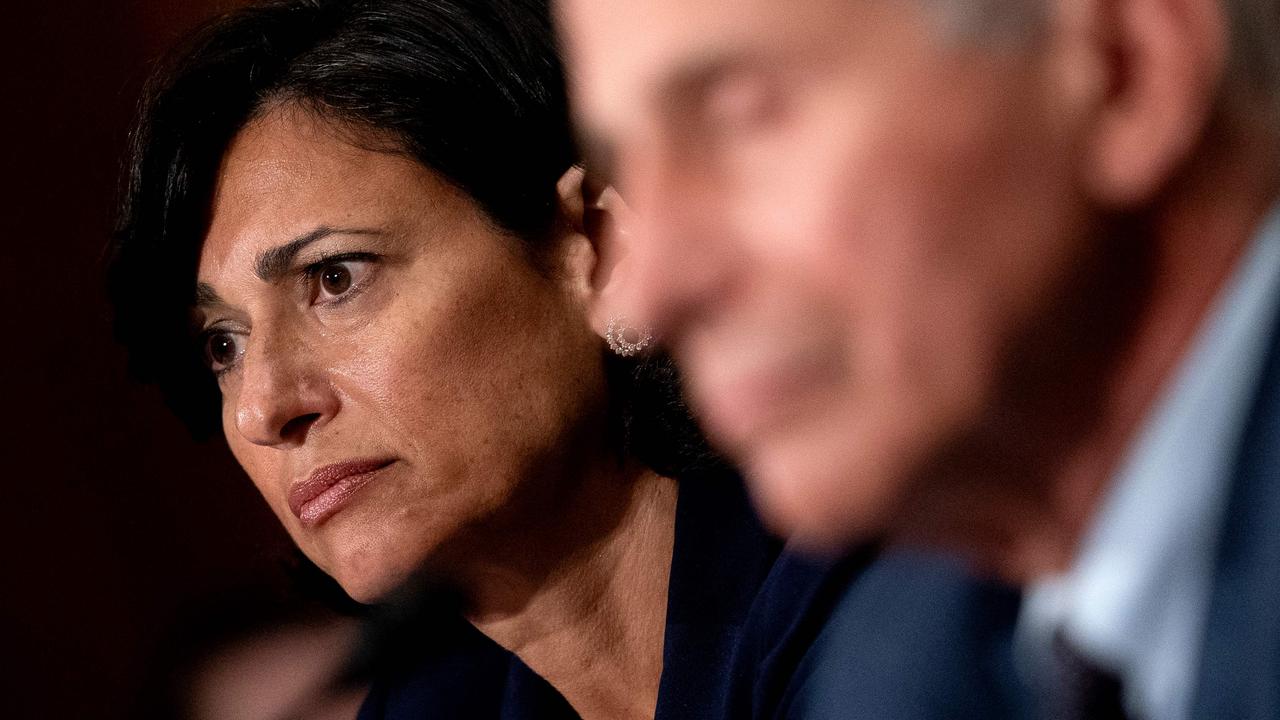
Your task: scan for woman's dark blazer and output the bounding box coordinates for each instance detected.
[356,465,872,719]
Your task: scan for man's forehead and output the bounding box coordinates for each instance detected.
[562,0,732,94]
[561,0,882,114]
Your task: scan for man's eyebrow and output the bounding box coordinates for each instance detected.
[254,226,383,282]
[574,52,748,186]
[661,51,761,117]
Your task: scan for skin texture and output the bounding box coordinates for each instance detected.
[196,107,673,719]
[559,0,1280,576]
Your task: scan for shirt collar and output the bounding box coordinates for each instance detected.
[1017,205,1280,720]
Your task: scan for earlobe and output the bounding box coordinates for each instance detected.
[1080,0,1227,208]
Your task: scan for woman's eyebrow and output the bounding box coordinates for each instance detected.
[254,226,384,282]
[195,282,224,307]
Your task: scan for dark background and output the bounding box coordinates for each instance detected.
[2,3,301,718]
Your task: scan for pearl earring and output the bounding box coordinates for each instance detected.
[605,316,653,357]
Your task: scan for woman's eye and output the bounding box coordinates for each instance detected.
[203,331,244,374]
[321,264,353,296]
[310,258,374,304]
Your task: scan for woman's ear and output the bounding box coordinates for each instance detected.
[1076,0,1227,208]
[554,165,639,337]
[555,165,597,306]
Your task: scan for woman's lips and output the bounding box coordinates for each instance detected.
[288,459,394,528]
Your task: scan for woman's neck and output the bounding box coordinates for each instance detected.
[457,463,678,720]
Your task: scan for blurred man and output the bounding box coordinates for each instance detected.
[559,0,1280,717]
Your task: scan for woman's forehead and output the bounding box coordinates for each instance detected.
[198,110,459,279]
[212,111,399,227]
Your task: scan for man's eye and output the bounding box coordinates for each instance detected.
[700,72,783,135]
[203,331,244,374]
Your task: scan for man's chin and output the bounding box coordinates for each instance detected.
[743,441,902,553]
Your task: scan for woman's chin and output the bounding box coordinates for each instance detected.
[314,547,420,605]
[332,569,404,605]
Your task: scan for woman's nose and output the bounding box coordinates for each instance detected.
[231,331,338,448]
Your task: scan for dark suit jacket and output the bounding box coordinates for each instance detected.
[356,466,871,720]
[799,269,1280,720]
[1189,288,1280,719]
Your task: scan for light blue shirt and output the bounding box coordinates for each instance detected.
[1016,207,1280,720]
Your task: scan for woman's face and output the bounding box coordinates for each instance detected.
[195,108,605,602]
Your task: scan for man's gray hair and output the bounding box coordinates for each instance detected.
[929,0,1280,108]
[923,0,1047,43]
[1225,0,1280,106]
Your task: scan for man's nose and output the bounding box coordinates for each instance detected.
[619,150,740,339]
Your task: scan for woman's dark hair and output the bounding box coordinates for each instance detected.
[110,0,719,476]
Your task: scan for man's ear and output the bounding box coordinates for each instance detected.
[555,165,639,337]
[1076,0,1227,208]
